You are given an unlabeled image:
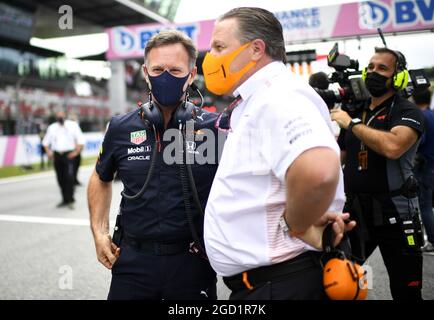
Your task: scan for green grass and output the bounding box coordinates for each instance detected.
[82,157,98,166]
[0,156,97,179]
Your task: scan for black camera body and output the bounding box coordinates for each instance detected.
[313,43,370,111]
[313,43,431,112]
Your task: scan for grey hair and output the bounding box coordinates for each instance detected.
[218,7,287,63]
[144,29,198,70]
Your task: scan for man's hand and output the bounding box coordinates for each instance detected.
[330,108,352,130]
[47,149,54,160]
[94,233,120,269]
[67,151,78,159]
[292,212,356,250]
[316,212,356,247]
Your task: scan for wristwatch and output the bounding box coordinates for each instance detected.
[348,118,362,133]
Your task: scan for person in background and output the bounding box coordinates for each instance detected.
[43,110,85,209]
[331,48,425,299]
[412,87,434,254]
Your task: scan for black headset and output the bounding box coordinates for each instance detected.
[138,93,197,133]
[389,49,409,90]
[132,89,206,256]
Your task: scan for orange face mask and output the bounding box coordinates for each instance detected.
[202,42,257,95]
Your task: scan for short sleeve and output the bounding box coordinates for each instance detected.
[95,118,118,182]
[260,94,340,182]
[74,123,86,145]
[390,100,425,136]
[42,125,53,147]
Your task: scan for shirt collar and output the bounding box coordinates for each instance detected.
[364,94,396,113]
[233,61,286,101]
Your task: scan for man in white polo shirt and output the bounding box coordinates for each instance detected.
[43,110,85,209]
[202,7,354,300]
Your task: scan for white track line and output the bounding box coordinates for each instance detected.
[0,165,94,185]
[0,214,114,227]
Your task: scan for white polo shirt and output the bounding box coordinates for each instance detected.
[43,120,85,152]
[204,62,345,277]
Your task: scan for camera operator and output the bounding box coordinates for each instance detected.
[330,48,425,300]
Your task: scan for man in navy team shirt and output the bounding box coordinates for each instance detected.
[413,87,434,254]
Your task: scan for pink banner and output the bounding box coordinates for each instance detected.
[106,0,434,60]
[277,0,434,44]
[333,0,434,38]
[106,20,215,60]
[3,136,18,166]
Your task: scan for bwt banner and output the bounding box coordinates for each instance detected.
[0,132,104,168]
[279,0,434,44]
[106,0,434,60]
[106,20,215,60]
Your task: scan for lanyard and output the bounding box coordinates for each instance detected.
[360,106,387,151]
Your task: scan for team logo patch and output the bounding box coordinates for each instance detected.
[186,141,199,154]
[130,130,146,145]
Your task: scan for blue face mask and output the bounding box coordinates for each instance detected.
[148,71,190,107]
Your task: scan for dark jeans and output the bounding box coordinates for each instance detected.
[414,165,434,244]
[53,152,75,203]
[108,245,217,300]
[73,153,81,184]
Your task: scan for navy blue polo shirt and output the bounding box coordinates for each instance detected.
[418,108,434,169]
[96,106,222,242]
